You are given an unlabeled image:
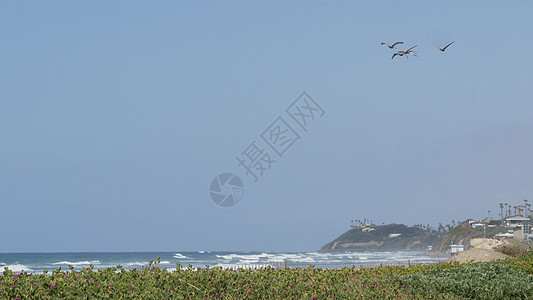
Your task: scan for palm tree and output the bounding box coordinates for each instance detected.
[499,203,504,225]
[504,203,509,218]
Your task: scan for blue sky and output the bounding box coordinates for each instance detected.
[2,1,533,252]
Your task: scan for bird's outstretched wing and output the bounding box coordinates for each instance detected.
[440,41,454,51]
[381,42,388,45]
[406,45,417,52]
[392,53,399,59]
[391,42,404,48]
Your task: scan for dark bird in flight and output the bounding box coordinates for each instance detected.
[381,41,404,49]
[404,45,417,54]
[439,41,454,52]
[392,45,417,59]
[391,52,403,59]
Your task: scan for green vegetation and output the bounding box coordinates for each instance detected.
[1,254,532,299]
[430,221,510,254]
[321,223,441,251]
[399,257,533,299]
[495,241,532,257]
[431,223,474,253]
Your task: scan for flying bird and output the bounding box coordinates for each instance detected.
[381,41,404,49]
[439,41,454,52]
[404,45,417,55]
[391,52,402,59]
[392,45,417,59]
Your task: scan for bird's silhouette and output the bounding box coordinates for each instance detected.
[381,41,404,49]
[392,52,404,59]
[439,41,454,52]
[392,45,417,59]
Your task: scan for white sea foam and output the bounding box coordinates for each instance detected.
[217,253,274,261]
[216,253,323,264]
[123,260,171,267]
[267,253,315,263]
[3,264,33,272]
[198,251,205,254]
[265,256,289,262]
[123,262,147,267]
[0,251,446,274]
[214,263,282,270]
[52,260,100,266]
[261,251,443,266]
[288,256,316,263]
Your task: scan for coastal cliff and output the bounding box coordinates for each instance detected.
[320,223,440,252]
[429,220,507,254]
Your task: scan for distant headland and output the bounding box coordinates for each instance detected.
[320,223,441,252]
[320,199,532,254]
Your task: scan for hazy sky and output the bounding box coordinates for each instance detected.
[2,1,533,252]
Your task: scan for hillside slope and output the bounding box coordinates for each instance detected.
[430,222,506,254]
[320,224,440,252]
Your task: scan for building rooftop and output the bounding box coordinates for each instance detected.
[507,216,530,221]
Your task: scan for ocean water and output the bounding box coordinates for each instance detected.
[0,251,446,274]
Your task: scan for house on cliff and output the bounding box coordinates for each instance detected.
[506,216,530,241]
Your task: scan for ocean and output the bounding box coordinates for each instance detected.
[0,251,446,274]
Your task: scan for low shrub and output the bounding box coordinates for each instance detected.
[495,244,532,257]
[1,254,532,299]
